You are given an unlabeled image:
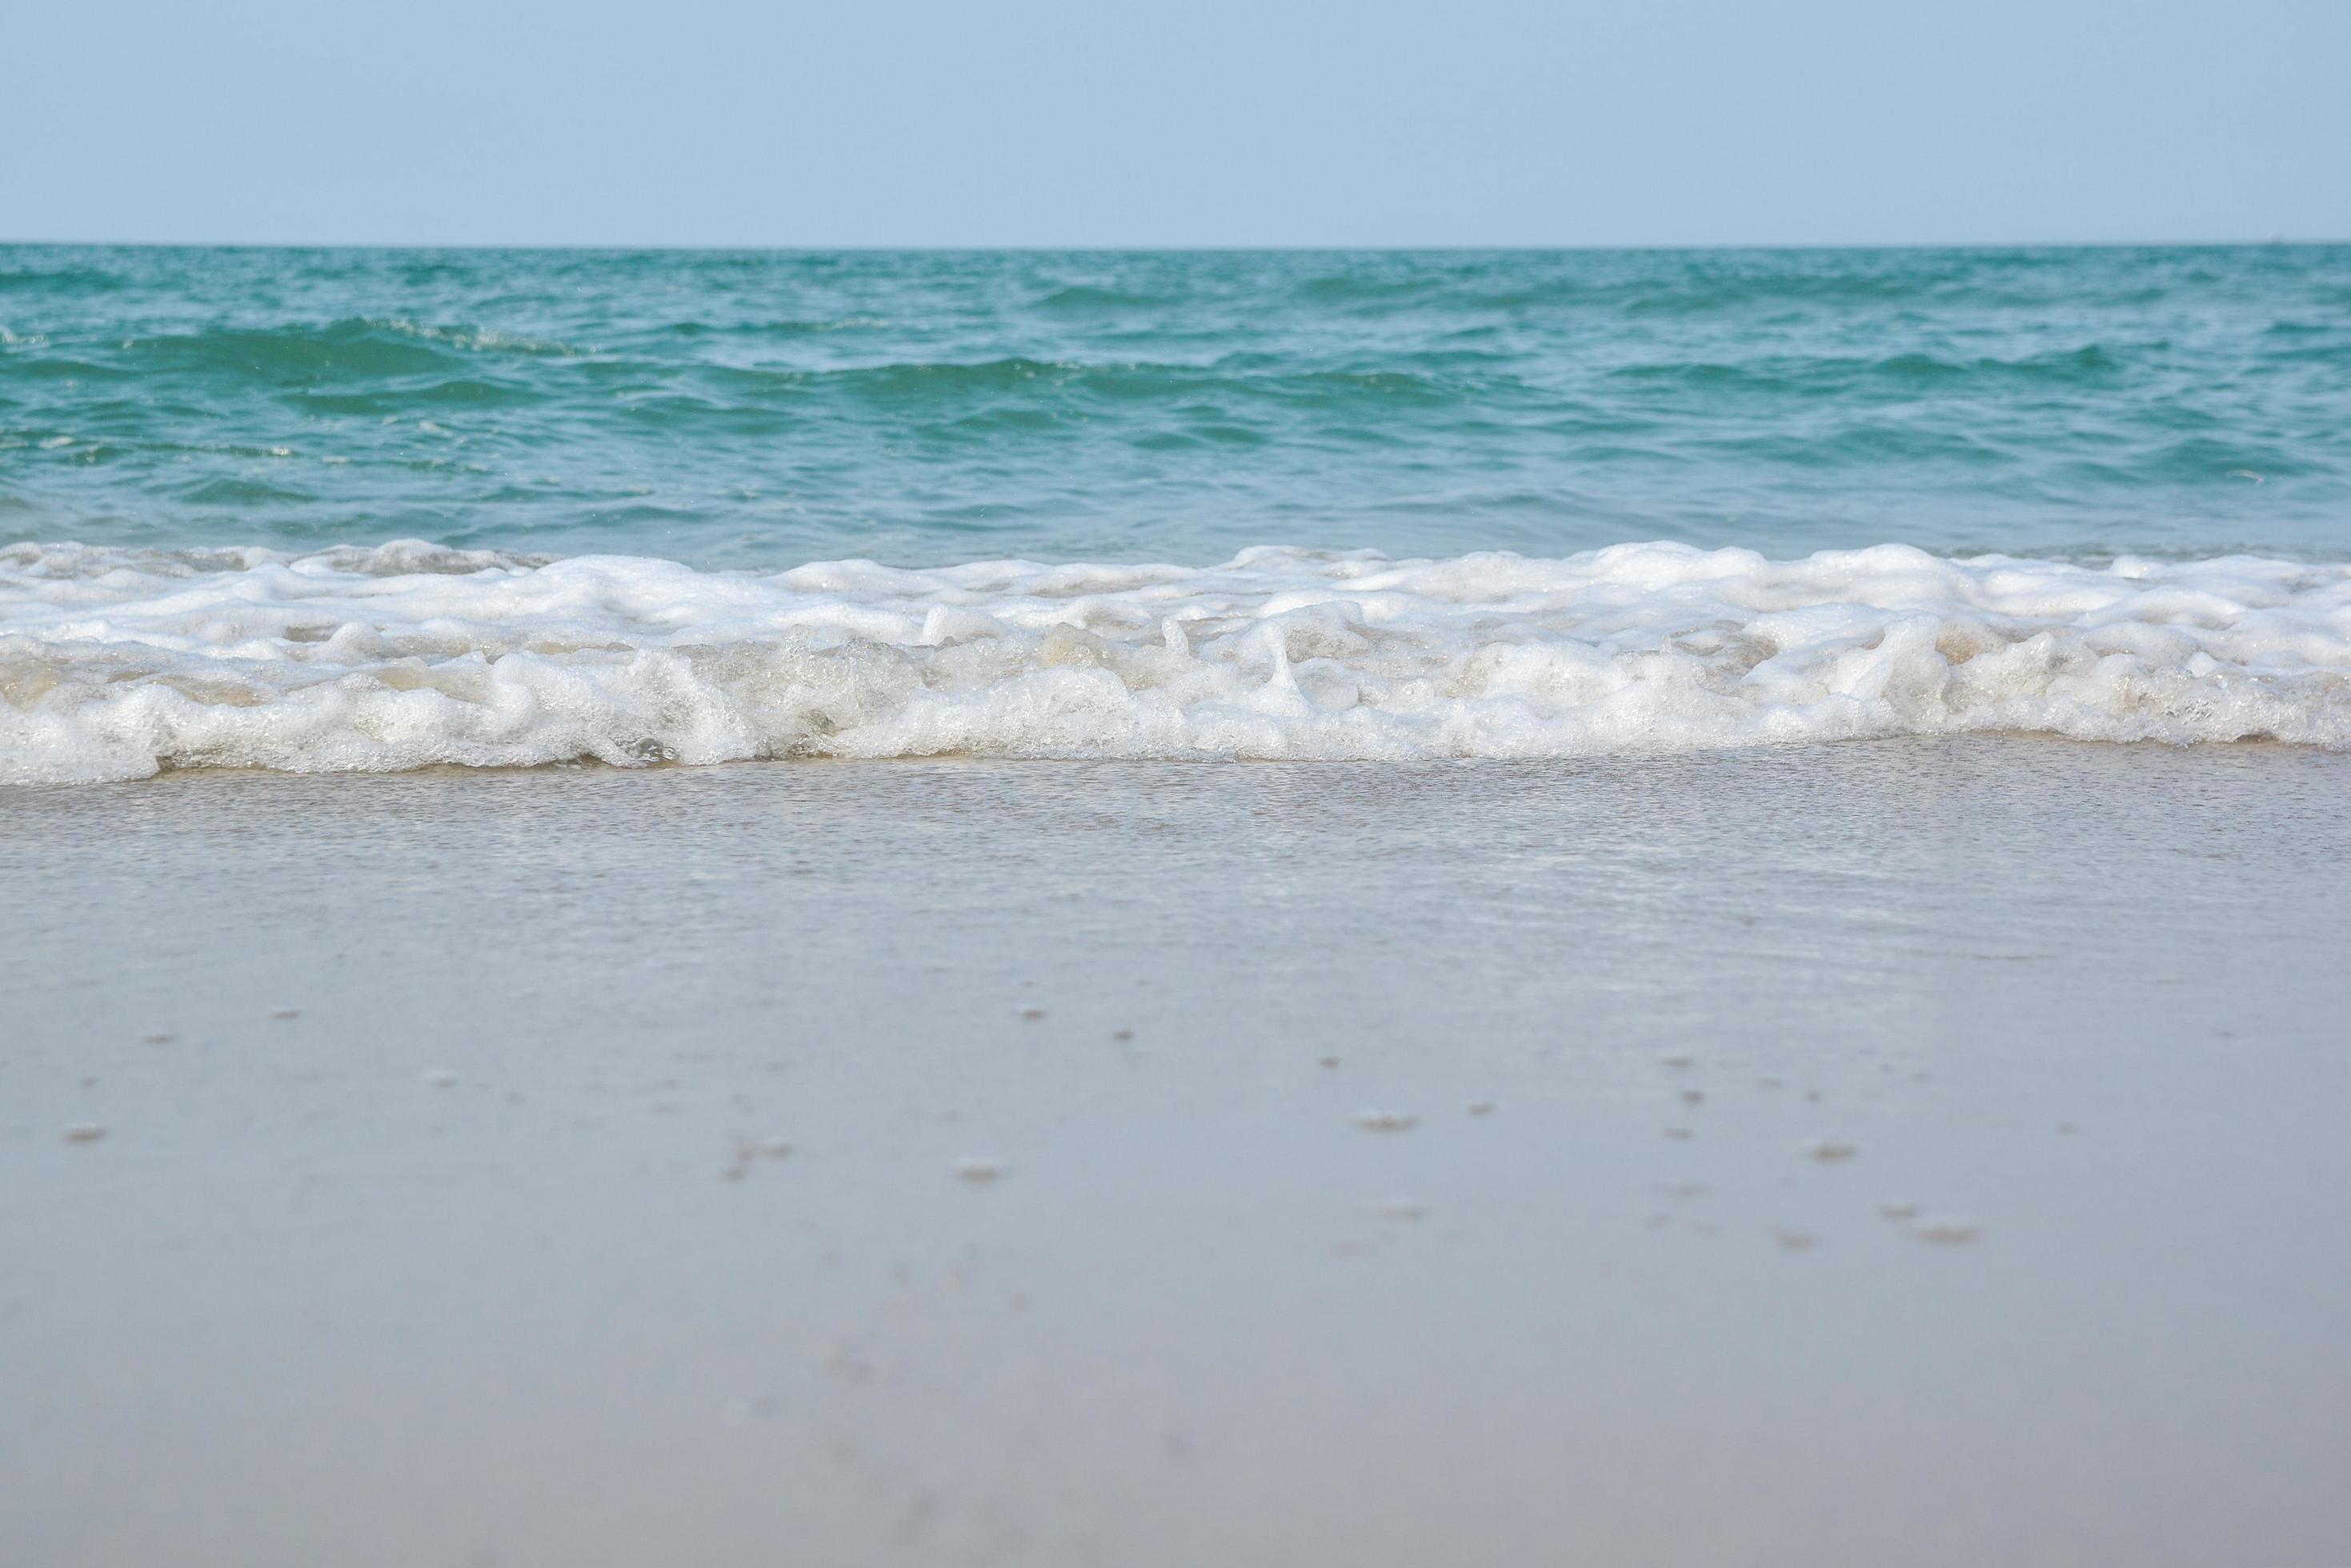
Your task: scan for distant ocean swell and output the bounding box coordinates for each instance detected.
[4,541,2347,784]
[8,246,2349,569]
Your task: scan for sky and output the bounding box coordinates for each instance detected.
[4,0,2347,247]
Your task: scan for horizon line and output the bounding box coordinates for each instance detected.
[4,236,2345,254]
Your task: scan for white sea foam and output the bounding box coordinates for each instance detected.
[2,540,2348,783]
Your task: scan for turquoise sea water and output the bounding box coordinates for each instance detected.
[6,245,2351,781]
[5,245,2346,567]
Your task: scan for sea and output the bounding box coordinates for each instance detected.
[3,244,2348,782]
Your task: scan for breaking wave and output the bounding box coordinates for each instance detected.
[3,539,2348,784]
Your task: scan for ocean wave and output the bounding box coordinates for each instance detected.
[365,318,583,356]
[1288,261,2001,318]
[119,318,584,382]
[695,357,1457,407]
[3,541,2347,784]
[1035,284,1189,311]
[1609,343,2141,394]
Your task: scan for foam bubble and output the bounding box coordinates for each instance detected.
[4,539,2348,784]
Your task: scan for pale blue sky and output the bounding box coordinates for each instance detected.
[6,0,2346,246]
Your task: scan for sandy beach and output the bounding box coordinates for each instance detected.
[4,738,2348,1566]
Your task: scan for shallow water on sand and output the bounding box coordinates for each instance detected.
[5,739,2348,1566]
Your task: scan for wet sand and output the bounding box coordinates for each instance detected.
[4,739,2349,1566]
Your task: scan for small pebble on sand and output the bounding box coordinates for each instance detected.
[422,1069,459,1089]
[1352,1110,1417,1132]
[1112,1030,1135,1042]
[955,1158,1008,1185]
[1467,1100,1496,1116]
[1019,1007,1047,1022]
[143,1033,174,1046]
[1806,1140,1859,1162]
[1317,1056,1340,1070]
[723,1138,795,1181]
[1773,1229,1819,1252]
[270,1010,300,1022]
[1660,1054,1694,1070]
[62,1124,106,1144]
